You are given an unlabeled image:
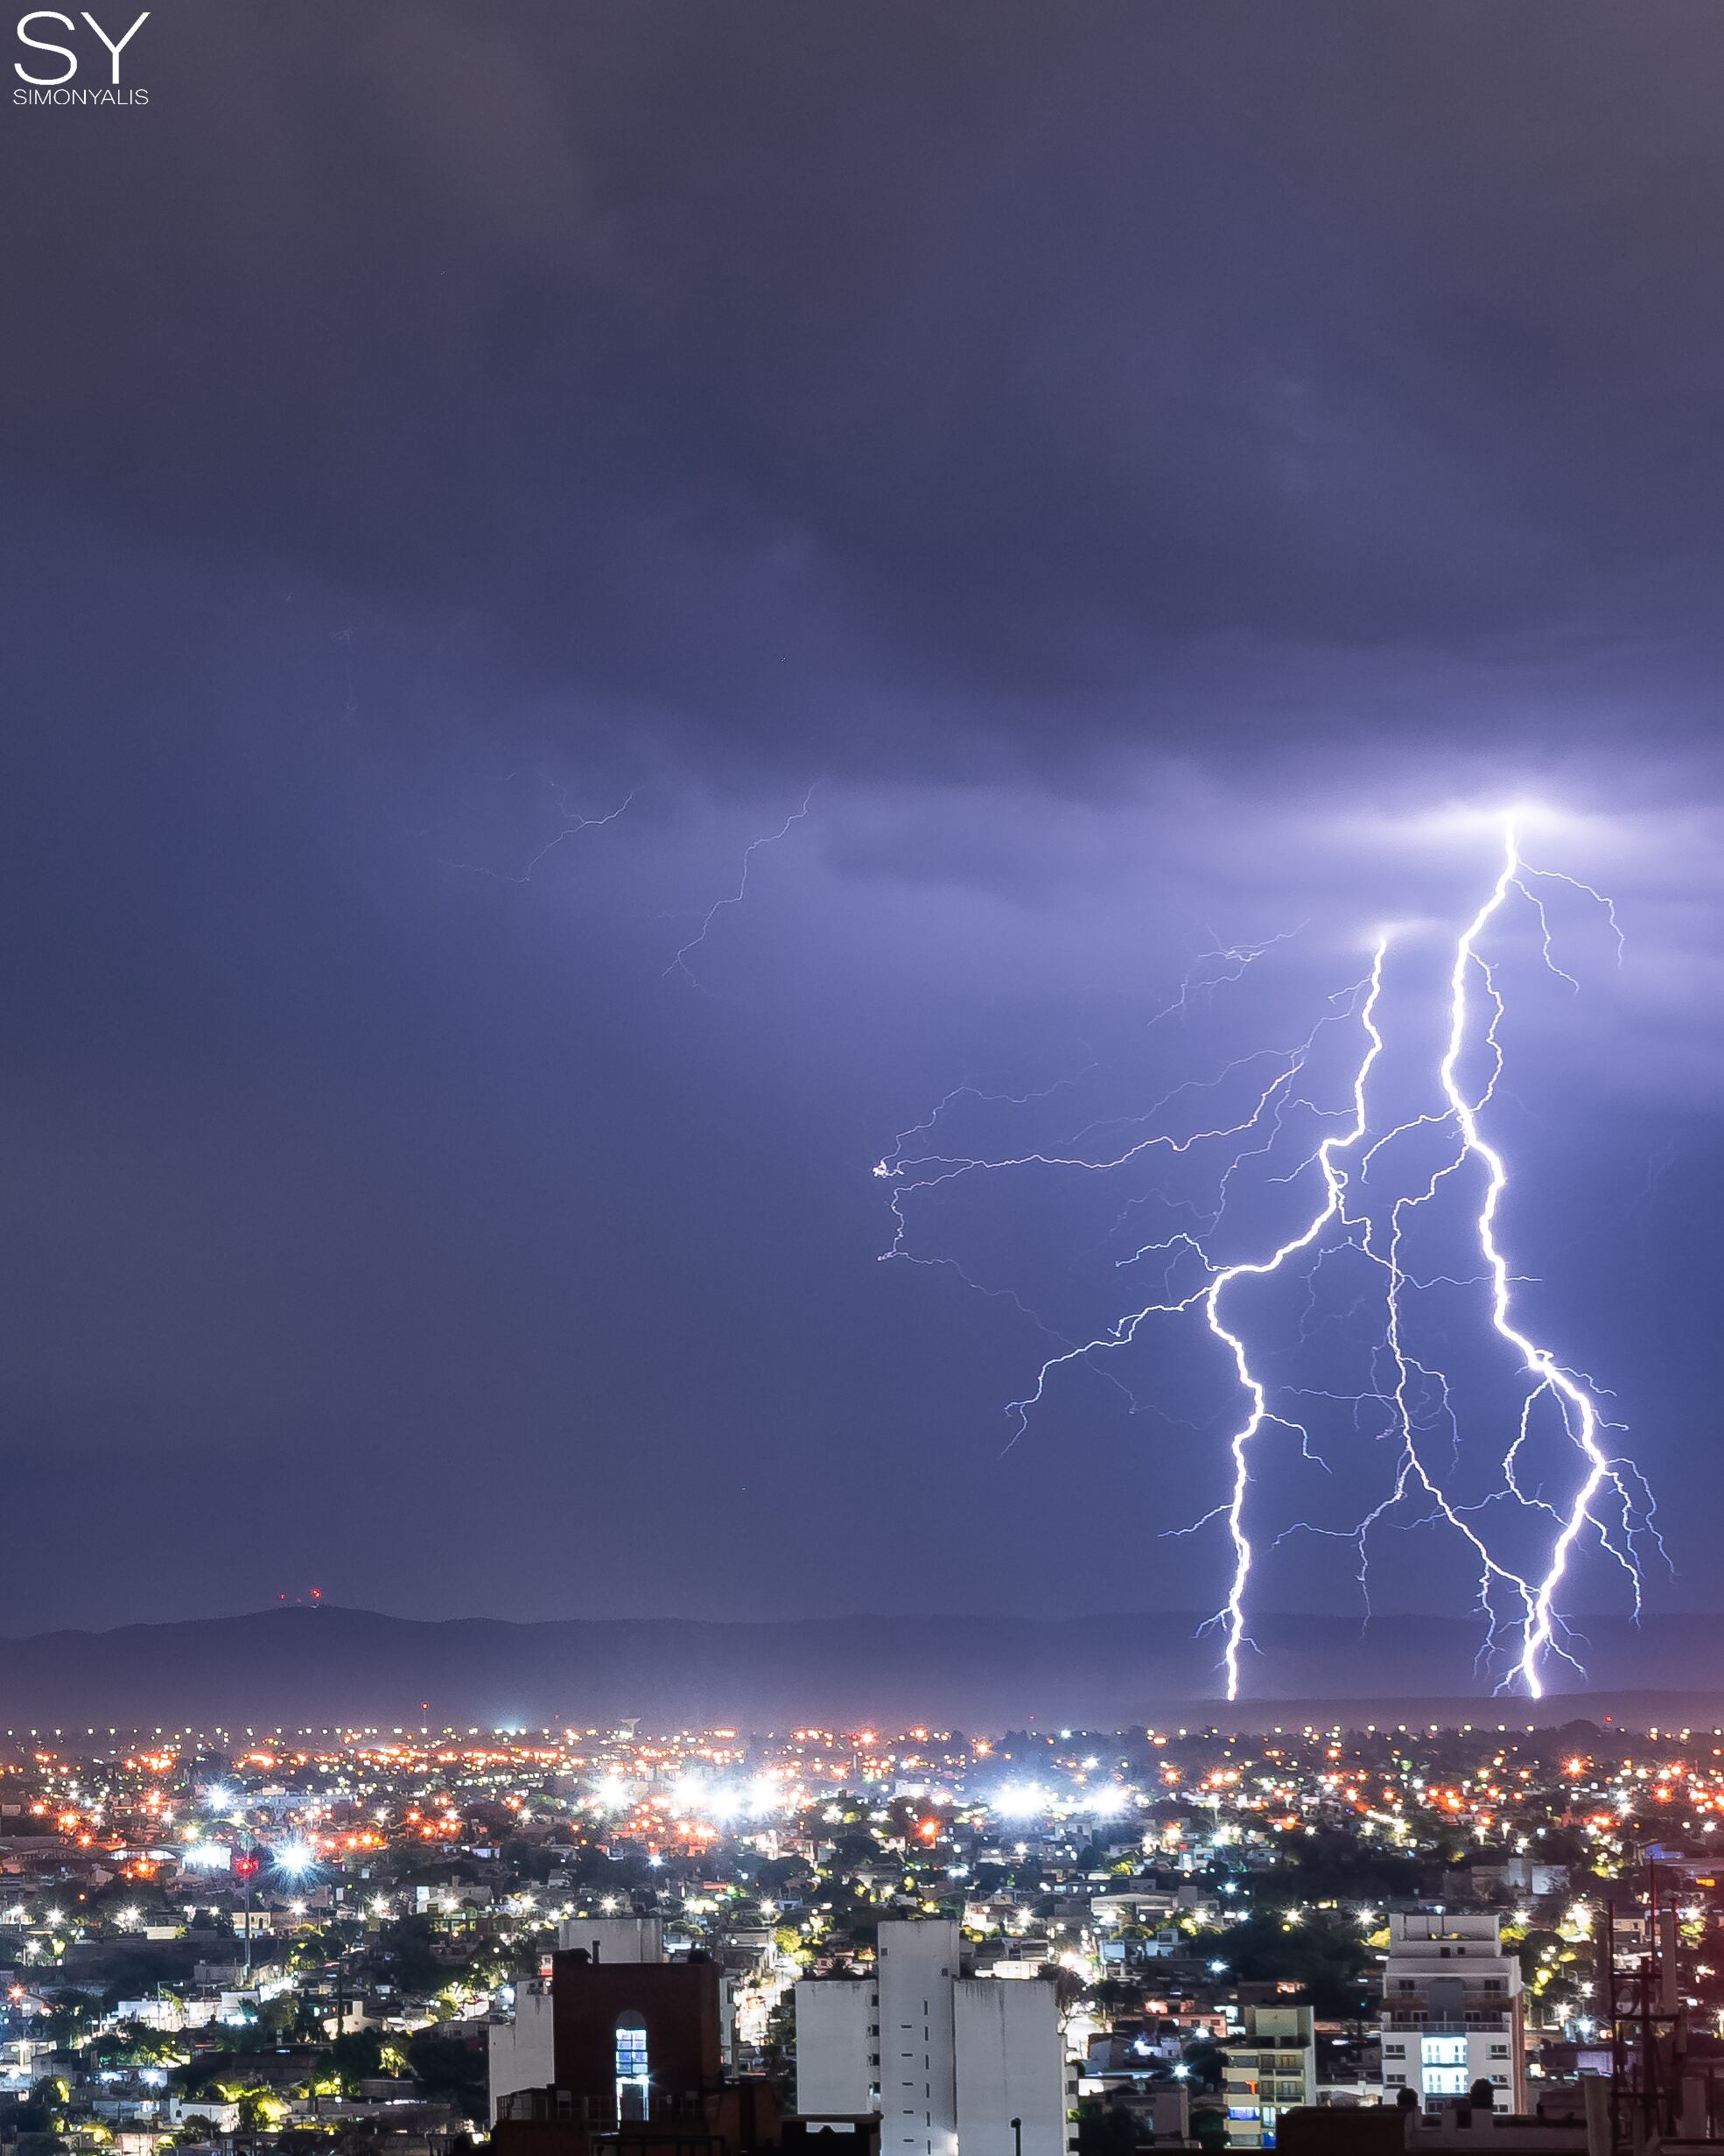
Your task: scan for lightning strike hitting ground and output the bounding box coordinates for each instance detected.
[879,821,1660,1699]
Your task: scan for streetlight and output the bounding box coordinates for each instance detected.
[232,1837,261,1977]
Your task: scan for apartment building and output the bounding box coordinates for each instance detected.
[1379,1912,1526,2113]
[1222,2004,1316,2149]
[794,1919,1072,2156]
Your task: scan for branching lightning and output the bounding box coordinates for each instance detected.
[431,772,635,883]
[879,819,1661,1699]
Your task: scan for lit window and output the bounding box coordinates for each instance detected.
[614,2015,648,2121]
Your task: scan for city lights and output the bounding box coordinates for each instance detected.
[0,1706,1705,2139]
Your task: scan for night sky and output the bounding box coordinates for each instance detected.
[4,4,1724,1643]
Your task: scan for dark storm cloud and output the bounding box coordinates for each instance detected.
[5,3,1724,1648]
[8,3,1724,774]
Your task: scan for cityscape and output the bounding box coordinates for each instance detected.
[0,1713,1713,2152]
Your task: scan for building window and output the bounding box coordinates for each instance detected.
[614,2014,649,2121]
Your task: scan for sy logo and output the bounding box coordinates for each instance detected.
[14,10,148,85]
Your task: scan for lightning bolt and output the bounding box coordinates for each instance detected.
[880,818,1660,1700]
[1430,825,1653,1696]
[429,772,634,883]
[665,783,818,988]
[1202,938,1387,1698]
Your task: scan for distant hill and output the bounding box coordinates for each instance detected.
[0,1605,1721,1734]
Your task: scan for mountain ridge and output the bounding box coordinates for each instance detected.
[0,1604,1718,1731]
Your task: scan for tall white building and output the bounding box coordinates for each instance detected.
[795,1920,1070,2156]
[487,1975,556,2124]
[1378,1912,1526,2113]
